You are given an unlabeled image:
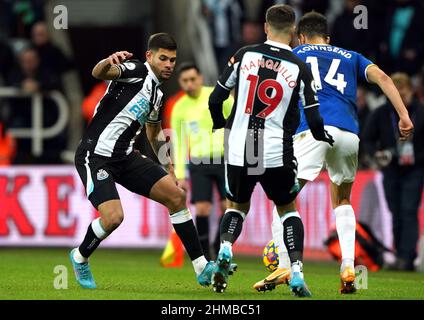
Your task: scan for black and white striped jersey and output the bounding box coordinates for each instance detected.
[79,60,164,158]
[217,40,319,168]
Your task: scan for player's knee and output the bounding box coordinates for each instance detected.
[102,211,124,231]
[166,188,186,212]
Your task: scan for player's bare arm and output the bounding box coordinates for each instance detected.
[366,65,414,140]
[92,51,133,80]
[145,122,175,176]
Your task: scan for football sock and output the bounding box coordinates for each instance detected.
[291,260,304,279]
[213,215,224,258]
[78,218,109,260]
[334,205,356,270]
[192,256,208,276]
[220,240,233,257]
[219,209,246,244]
[196,215,210,260]
[272,207,290,269]
[280,211,304,264]
[170,208,204,261]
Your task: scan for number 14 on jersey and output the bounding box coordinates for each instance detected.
[306,57,347,94]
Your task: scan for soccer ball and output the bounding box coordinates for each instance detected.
[263,240,279,272]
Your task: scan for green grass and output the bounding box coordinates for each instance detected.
[0,248,423,300]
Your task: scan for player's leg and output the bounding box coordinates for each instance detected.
[116,152,213,286]
[189,163,214,260]
[254,178,308,292]
[326,127,359,293]
[194,201,212,260]
[273,178,308,270]
[72,150,122,289]
[212,162,228,259]
[212,163,256,293]
[261,166,311,297]
[330,181,356,293]
[254,132,326,293]
[212,200,226,259]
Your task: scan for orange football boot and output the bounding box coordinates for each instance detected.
[253,268,291,292]
[340,266,356,294]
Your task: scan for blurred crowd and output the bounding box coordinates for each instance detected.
[0,0,423,167]
[0,0,73,164]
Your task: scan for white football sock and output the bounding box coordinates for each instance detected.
[220,240,233,257]
[73,248,88,263]
[291,260,304,279]
[271,207,290,269]
[192,256,208,275]
[92,217,109,240]
[334,205,356,269]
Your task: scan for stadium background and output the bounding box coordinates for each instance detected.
[0,0,423,268]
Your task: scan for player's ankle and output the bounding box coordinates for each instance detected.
[341,258,355,271]
[220,241,233,257]
[73,248,88,264]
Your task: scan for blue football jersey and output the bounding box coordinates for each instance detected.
[293,44,374,135]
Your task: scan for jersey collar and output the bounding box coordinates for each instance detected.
[144,62,161,85]
[265,40,292,51]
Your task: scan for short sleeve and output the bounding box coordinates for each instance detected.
[298,61,320,109]
[147,95,164,123]
[356,53,375,83]
[217,48,245,90]
[116,59,145,80]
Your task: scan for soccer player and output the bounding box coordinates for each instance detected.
[208,5,334,296]
[69,33,215,289]
[253,12,414,294]
[171,62,233,260]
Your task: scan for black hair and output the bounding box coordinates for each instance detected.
[265,4,296,33]
[148,33,177,51]
[177,62,200,76]
[297,11,328,38]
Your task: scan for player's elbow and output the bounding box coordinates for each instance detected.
[376,72,391,86]
[369,67,391,86]
[209,85,229,108]
[92,67,102,80]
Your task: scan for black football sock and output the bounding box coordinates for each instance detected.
[195,215,210,260]
[219,210,246,244]
[78,218,109,258]
[282,215,304,264]
[213,215,224,257]
[170,209,204,261]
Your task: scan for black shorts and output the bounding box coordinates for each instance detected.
[188,160,226,204]
[225,163,299,206]
[75,147,168,209]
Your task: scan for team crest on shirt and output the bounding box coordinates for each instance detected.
[97,169,109,181]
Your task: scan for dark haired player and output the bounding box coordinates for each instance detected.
[208,5,334,296]
[69,33,215,289]
[255,12,414,294]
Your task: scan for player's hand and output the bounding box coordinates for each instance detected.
[313,129,334,146]
[322,130,335,146]
[398,116,414,141]
[212,117,226,132]
[108,51,133,65]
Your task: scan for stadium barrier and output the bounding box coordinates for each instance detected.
[0,88,69,156]
[0,166,423,259]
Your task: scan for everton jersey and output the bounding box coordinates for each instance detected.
[293,44,374,135]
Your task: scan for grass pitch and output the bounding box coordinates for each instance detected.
[0,248,423,300]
